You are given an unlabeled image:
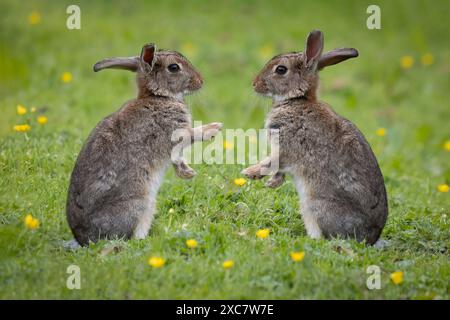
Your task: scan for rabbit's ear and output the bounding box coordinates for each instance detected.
[318,48,359,70]
[305,30,324,68]
[140,43,156,69]
[93,57,139,72]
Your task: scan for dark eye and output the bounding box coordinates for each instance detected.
[275,65,288,75]
[168,63,180,73]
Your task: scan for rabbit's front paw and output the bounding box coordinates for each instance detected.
[241,165,264,180]
[202,122,223,140]
[174,162,197,179]
[265,173,285,188]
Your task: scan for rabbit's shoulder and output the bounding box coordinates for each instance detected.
[267,100,334,132]
[118,97,190,127]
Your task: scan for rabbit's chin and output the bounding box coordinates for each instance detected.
[183,88,201,96]
[254,90,272,98]
[257,91,287,102]
[273,95,288,102]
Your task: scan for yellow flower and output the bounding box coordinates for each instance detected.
[28,11,41,25]
[376,127,386,137]
[13,124,31,132]
[24,214,40,230]
[181,42,197,57]
[421,53,434,66]
[30,107,37,113]
[290,251,305,262]
[222,259,234,269]
[443,140,450,152]
[148,256,166,268]
[234,178,246,186]
[390,271,404,285]
[437,183,449,193]
[37,115,48,125]
[17,104,27,115]
[256,228,270,239]
[61,72,73,83]
[186,239,198,249]
[259,44,274,60]
[223,140,233,150]
[400,56,414,69]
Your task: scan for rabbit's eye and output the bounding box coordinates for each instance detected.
[275,65,288,75]
[168,64,180,73]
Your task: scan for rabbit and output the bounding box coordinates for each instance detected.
[66,43,222,246]
[242,30,388,245]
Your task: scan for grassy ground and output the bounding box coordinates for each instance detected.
[0,0,449,299]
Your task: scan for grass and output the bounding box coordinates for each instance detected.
[0,0,449,299]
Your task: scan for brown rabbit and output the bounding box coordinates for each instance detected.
[66,44,222,246]
[242,30,387,245]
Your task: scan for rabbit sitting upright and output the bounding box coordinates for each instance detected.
[66,44,222,246]
[242,30,387,245]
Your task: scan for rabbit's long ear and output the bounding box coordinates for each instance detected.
[93,57,139,72]
[305,30,324,68]
[140,43,156,70]
[318,48,359,70]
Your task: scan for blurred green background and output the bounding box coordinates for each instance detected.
[0,0,448,299]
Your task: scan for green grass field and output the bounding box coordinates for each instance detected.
[0,0,449,299]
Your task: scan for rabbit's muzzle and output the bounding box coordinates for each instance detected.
[189,76,203,92]
[253,77,268,95]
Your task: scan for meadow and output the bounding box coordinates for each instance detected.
[0,0,449,299]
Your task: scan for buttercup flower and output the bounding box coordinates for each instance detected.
[223,141,233,150]
[437,183,449,193]
[61,72,73,83]
[222,260,234,269]
[376,128,386,137]
[30,107,37,113]
[13,124,31,132]
[17,104,27,115]
[186,239,198,249]
[148,256,166,268]
[444,140,450,152]
[290,251,305,262]
[24,214,40,230]
[234,178,246,186]
[181,42,197,57]
[421,53,434,66]
[28,11,41,25]
[400,56,414,69]
[256,228,270,239]
[390,271,404,285]
[37,116,48,125]
[259,44,274,60]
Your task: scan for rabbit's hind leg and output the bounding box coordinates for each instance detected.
[87,199,149,242]
[313,200,369,243]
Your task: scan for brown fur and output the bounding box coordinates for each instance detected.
[243,31,387,245]
[67,44,222,246]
